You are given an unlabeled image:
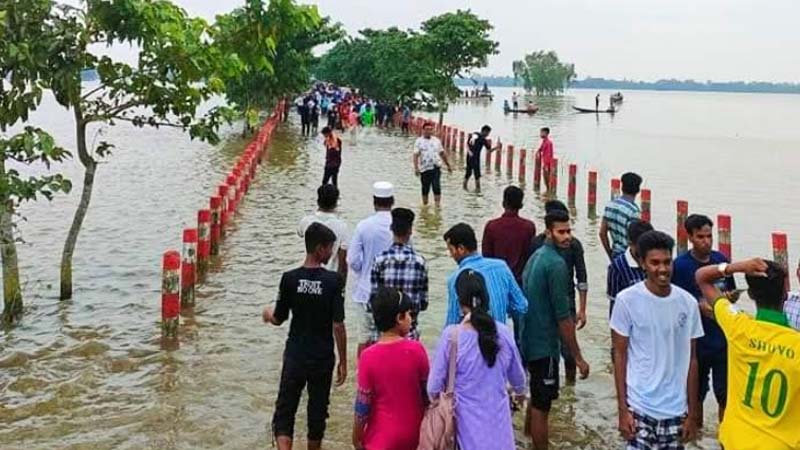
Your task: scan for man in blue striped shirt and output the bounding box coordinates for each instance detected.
[607,219,653,316]
[444,223,528,325]
[600,172,642,260]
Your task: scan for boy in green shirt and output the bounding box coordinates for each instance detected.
[521,210,590,450]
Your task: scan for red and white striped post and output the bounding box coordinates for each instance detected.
[677,200,689,255]
[506,145,515,175]
[197,209,211,279]
[218,185,229,238]
[210,196,222,256]
[161,250,181,339]
[494,142,502,172]
[717,214,731,261]
[548,158,559,198]
[226,174,238,215]
[588,171,598,218]
[568,164,577,206]
[611,178,621,201]
[181,229,197,309]
[641,189,652,223]
[772,232,790,291]
[518,148,527,183]
[533,151,542,192]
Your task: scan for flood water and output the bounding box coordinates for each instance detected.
[2,87,799,449]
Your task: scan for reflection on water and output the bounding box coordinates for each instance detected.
[4,88,800,449]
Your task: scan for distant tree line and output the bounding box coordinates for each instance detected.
[455,75,800,95]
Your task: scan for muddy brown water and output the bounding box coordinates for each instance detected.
[3,88,800,449]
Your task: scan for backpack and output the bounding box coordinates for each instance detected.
[417,326,459,450]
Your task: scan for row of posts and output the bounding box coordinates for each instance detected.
[409,116,793,290]
[160,102,286,342]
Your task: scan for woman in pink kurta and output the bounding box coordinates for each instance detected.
[353,288,429,450]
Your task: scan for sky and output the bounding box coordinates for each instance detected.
[115,0,800,82]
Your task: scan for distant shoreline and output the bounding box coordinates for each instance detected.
[456,76,800,95]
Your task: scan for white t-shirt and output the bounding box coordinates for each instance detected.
[610,281,704,419]
[297,211,350,273]
[413,137,444,173]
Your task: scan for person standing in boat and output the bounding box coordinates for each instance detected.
[512,92,519,110]
[595,94,600,112]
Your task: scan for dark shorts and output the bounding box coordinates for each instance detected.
[464,156,481,180]
[528,357,560,412]
[420,167,442,196]
[698,350,727,405]
[272,354,335,441]
[627,410,685,450]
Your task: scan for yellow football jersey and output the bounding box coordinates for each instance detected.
[715,298,800,450]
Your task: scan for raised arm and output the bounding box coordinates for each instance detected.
[696,258,767,309]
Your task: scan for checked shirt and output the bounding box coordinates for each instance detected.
[370,242,429,339]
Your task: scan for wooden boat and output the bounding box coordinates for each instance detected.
[573,106,616,114]
[504,106,539,115]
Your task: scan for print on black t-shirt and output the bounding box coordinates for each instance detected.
[274,267,345,361]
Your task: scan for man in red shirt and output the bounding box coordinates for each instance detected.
[536,127,554,191]
[482,185,537,347]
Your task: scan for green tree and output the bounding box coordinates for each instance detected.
[1,0,72,323]
[42,0,235,301]
[513,51,576,95]
[315,28,431,104]
[214,0,341,136]
[420,10,498,123]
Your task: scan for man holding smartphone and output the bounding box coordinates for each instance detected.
[671,214,737,429]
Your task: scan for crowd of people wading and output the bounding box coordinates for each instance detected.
[259,83,800,450]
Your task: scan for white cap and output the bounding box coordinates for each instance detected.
[373,181,394,198]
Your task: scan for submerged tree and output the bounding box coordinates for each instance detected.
[513,51,576,96]
[420,9,498,123]
[214,0,341,136]
[41,0,235,301]
[1,0,73,323]
[314,27,432,104]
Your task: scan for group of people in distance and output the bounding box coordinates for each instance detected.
[263,111,800,450]
[297,83,413,138]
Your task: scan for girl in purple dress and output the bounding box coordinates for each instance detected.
[427,270,527,450]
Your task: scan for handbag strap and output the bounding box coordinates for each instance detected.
[445,325,459,394]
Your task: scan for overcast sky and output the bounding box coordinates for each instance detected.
[145,0,800,82]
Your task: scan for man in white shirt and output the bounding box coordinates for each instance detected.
[784,258,800,330]
[610,230,703,449]
[297,184,350,281]
[347,181,395,357]
[413,122,452,208]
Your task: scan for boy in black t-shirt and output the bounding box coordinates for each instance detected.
[464,124,500,193]
[263,222,347,450]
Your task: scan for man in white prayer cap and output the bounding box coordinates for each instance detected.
[347,181,395,357]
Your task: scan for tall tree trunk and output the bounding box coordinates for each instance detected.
[60,108,96,300]
[1,154,22,323]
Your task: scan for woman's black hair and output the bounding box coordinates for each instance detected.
[370,287,413,332]
[456,270,498,367]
